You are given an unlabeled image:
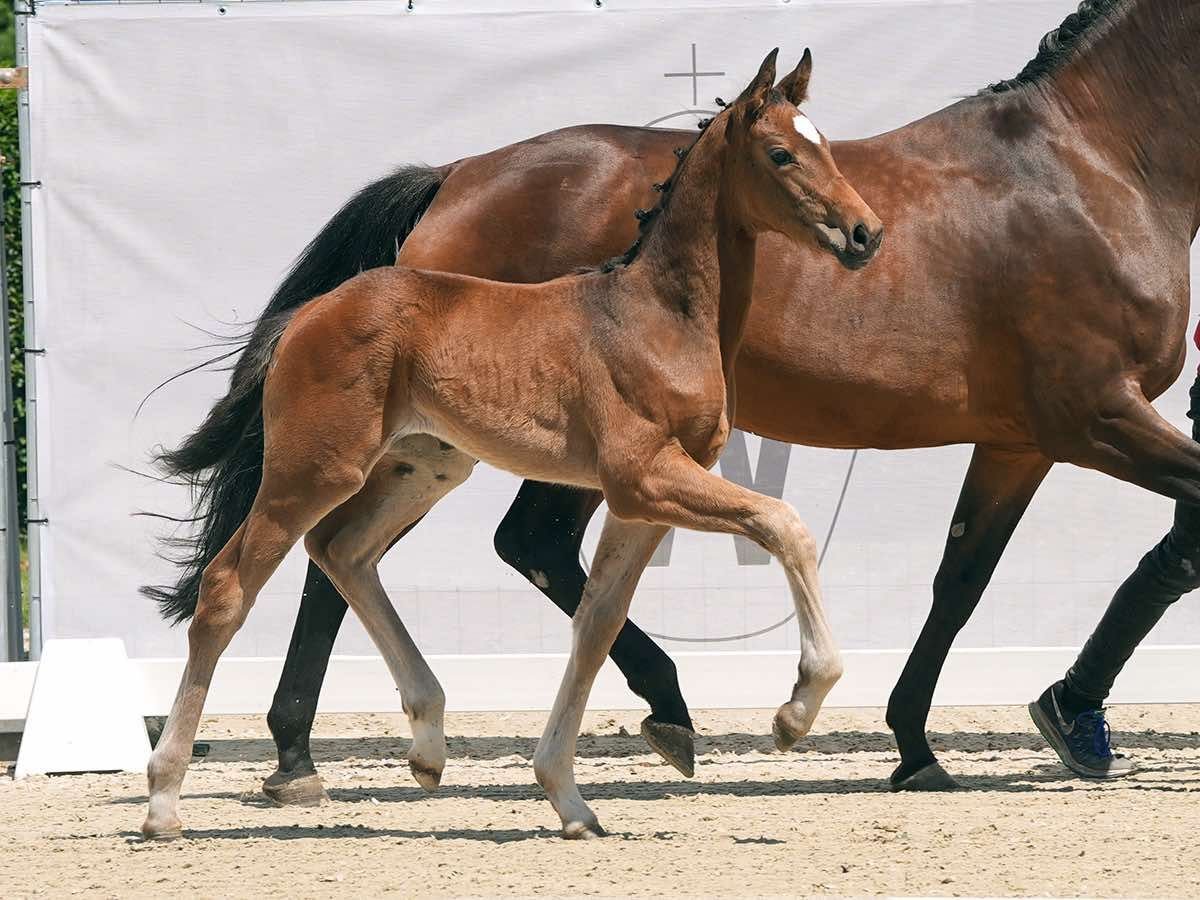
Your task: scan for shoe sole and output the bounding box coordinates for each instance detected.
[1027,701,1135,780]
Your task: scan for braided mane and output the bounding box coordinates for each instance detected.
[595,130,701,274]
[985,0,1127,94]
[595,90,785,274]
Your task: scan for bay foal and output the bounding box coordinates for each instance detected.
[142,51,882,840]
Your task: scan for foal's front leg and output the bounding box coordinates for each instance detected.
[494,480,697,775]
[533,514,668,839]
[606,443,843,745]
[535,443,842,838]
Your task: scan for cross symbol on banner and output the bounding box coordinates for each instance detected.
[664,43,725,106]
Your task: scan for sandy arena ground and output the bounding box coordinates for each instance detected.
[1,705,1198,897]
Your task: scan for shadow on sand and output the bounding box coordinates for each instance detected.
[106,760,1200,814]
[190,727,1200,766]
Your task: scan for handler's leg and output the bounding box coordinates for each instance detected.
[1031,376,1200,778]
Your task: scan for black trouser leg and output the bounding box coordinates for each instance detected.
[1063,376,1200,707]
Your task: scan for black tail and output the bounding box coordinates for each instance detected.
[142,165,446,623]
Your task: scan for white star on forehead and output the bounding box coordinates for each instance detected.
[793,113,822,145]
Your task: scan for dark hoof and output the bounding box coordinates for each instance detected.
[640,717,696,778]
[262,772,328,807]
[889,761,962,793]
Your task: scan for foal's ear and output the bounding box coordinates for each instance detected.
[734,47,779,119]
[777,48,813,106]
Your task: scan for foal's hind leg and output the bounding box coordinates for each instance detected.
[264,436,472,805]
[142,460,372,840]
[305,436,475,791]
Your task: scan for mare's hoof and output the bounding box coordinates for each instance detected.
[562,819,606,840]
[409,758,443,793]
[262,772,328,807]
[640,717,696,778]
[889,761,962,792]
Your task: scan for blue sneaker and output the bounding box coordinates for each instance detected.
[1029,681,1136,779]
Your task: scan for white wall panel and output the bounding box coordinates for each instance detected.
[23,2,1200,700]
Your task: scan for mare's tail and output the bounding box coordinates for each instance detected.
[142,165,446,623]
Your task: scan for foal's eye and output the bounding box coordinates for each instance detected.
[768,148,794,166]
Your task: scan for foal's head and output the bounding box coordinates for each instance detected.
[724,49,883,269]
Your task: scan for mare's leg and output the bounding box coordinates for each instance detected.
[535,444,839,838]
[143,457,374,839]
[305,437,476,791]
[887,444,1051,791]
[1056,379,1200,504]
[494,480,696,774]
[264,438,472,803]
[263,562,347,804]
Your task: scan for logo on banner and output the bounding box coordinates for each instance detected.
[646,42,723,130]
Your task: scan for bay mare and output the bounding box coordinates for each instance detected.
[156,0,1200,803]
[142,53,882,840]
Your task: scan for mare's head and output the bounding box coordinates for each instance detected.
[724,49,883,269]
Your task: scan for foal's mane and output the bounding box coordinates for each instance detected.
[984,0,1127,94]
[594,90,786,274]
[593,129,701,274]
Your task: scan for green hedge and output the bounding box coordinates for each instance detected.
[1,5,24,532]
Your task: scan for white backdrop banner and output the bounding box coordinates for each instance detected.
[22,0,1200,669]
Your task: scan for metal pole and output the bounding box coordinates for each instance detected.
[0,155,24,662]
[16,0,43,660]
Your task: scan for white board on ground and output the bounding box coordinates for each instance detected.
[14,638,150,778]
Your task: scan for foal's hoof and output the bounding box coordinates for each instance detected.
[409,758,443,793]
[562,819,606,840]
[640,717,696,778]
[141,819,183,842]
[889,761,962,792]
[771,705,811,752]
[262,771,328,807]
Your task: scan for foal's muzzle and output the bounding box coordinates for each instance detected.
[812,218,883,270]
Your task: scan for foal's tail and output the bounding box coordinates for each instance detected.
[142,165,447,623]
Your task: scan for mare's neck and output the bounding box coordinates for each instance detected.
[1041,0,1200,236]
[624,119,758,370]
